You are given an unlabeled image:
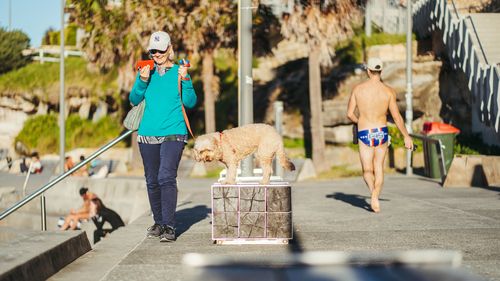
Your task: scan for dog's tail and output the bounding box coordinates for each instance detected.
[277,145,295,171]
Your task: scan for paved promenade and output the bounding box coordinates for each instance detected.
[50,175,500,281]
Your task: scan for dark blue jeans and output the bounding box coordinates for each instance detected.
[139,141,185,227]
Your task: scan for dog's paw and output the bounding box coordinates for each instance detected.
[259,180,270,185]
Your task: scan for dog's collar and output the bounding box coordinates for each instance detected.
[218,131,236,155]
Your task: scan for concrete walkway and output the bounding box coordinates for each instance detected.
[50,176,500,281]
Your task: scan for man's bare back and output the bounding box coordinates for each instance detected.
[351,80,393,130]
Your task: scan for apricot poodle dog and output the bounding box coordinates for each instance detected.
[193,123,295,184]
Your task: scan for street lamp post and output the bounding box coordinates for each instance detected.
[8,0,12,30]
[59,0,65,174]
[238,0,254,177]
[405,0,413,176]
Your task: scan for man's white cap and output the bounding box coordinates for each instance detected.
[367,57,383,71]
[147,31,170,51]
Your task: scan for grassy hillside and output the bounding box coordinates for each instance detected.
[0,57,118,101]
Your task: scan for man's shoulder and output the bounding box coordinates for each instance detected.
[352,80,369,93]
[381,83,396,96]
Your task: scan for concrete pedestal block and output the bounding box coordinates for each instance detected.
[444,155,500,188]
[211,182,292,244]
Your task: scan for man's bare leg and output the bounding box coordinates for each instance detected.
[69,214,88,230]
[358,142,375,194]
[371,144,388,213]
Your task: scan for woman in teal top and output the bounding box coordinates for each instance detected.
[129,31,197,242]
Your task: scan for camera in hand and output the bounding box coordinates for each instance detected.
[135,60,154,71]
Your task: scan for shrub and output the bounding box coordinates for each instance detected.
[15,114,124,155]
[0,27,30,74]
[335,32,413,64]
[42,24,77,46]
[15,114,59,155]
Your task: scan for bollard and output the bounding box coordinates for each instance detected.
[273,101,284,179]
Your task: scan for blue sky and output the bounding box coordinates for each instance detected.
[0,0,61,47]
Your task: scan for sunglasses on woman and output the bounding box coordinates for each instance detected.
[149,49,167,55]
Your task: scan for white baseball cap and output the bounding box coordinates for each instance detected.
[147,31,171,51]
[366,57,383,71]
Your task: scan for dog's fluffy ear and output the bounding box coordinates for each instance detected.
[192,146,200,161]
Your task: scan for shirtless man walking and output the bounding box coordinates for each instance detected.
[347,58,413,213]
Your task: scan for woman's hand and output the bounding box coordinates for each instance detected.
[139,65,150,81]
[178,65,188,78]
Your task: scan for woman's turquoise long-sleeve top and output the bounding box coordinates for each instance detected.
[129,64,197,136]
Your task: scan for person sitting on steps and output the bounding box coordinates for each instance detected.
[89,197,125,243]
[60,187,98,230]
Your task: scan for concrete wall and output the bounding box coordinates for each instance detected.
[0,177,150,231]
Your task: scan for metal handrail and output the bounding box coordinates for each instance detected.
[465,15,489,65]
[450,0,460,19]
[0,130,134,223]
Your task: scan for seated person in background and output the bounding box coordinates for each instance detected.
[31,153,43,174]
[89,159,109,179]
[60,187,98,230]
[64,156,75,172]
[73,155,89,177]
[20,157,29,174]
[89,197,125,243]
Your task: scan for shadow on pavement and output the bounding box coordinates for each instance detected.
[288,229,304,253]
[175,205,210,236]
[326,192,388,212]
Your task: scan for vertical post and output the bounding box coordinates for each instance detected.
[238,0,254,177]
[22,161,34,197]
[59,0,65,174]
[365,0,372,37]
[405,0,413,176]
[40,194,47,231]
[8,0,12,30]
[274,101,284,179]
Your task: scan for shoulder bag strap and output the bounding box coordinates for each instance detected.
[178,75,195,139]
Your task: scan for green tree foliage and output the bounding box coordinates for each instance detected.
[0,27,30,74]
[42,24,78,46]
[15,114,124,155]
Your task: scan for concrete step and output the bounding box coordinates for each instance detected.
[0,227,91,281]
[49,212,149,281]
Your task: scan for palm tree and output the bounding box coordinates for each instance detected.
[281,0,361,172]
[183,0,237,133]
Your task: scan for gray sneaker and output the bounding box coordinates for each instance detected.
[159,225,176,242]
[146,224,162,238]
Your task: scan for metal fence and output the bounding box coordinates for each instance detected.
[413,0,500,142]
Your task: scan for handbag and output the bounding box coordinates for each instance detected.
[123,100,145,131]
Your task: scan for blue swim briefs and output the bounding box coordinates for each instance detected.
[358,127,389,147]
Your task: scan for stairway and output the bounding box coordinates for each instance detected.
[413,0,500,145]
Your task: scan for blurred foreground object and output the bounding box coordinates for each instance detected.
[183,250,484,281]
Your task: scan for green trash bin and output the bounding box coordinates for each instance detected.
[422,122,460,179]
